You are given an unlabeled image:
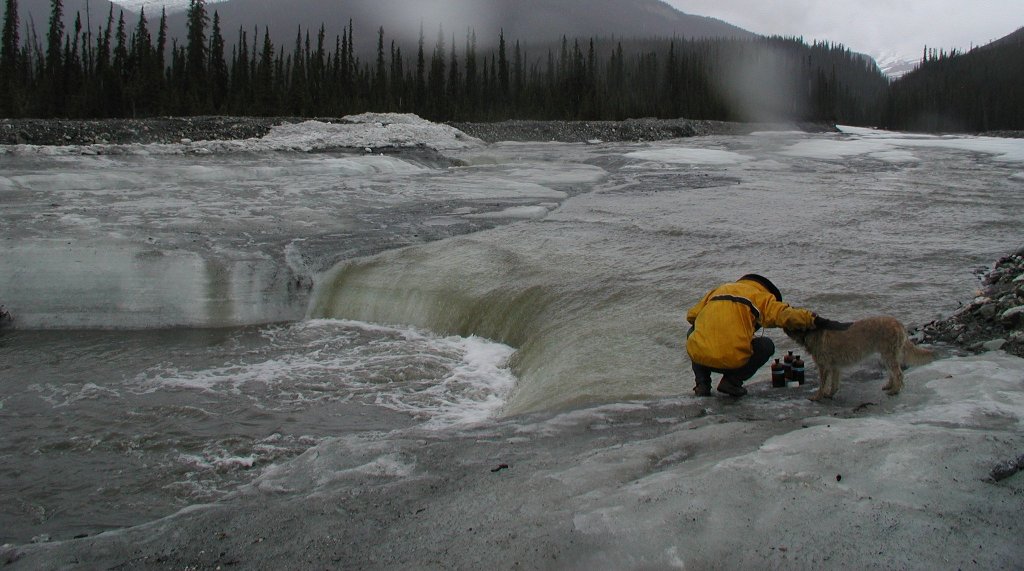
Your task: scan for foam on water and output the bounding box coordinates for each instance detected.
[132,319,516,428]
[0,316,516,543]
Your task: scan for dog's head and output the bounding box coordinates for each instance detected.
[783,327,813,347]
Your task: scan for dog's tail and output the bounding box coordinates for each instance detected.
[902,339,935,367]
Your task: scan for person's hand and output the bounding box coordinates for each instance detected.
[814,315,851,330]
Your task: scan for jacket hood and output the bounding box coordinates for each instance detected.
[739,274,782,301]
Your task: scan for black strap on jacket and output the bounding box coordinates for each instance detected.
[710,294,762,329]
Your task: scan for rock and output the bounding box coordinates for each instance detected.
[1,544,23,565]
[979,304,999,320]
[1000,305,1024,325]
[982,339,1007,351]
[989,453,1024,482]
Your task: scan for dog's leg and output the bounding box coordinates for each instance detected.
[809,363,831,401]
[882,351,895,391]
[883,357,904,395]
[826,368,842,398]
[882,338,904,395]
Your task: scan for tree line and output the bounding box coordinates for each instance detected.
[0,0,898,126]
[882,30,1024,132]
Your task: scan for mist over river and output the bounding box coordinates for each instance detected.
[1,118,1023,562]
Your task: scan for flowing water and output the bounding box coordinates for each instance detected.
[1,124,1023,544]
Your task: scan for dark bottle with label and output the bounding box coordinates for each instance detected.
[792,355,806,385]
[783,351,794,380]
[771,359,786,388]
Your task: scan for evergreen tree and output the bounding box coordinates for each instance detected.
[156,8,167,70]
[185,0,208,110]
[208,11,227,111]
[112,10,126,78]
[125,7,152,116]
[464,29,477,116]
[512,40,523,112]
[427,25,445,118]
[288,27,306,113]
[309,25,325,112]
[389,40,403,110]
[1,0,20,114]
[372,26,385,107]
[229,27,248,111]
[497,29,508,104]
[44,0,64,114]
[254,27,274,114]
[62,12,82,115]
[414,25,425,114]
[446,35,460,118]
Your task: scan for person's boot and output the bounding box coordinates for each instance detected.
[692,368,713,397]
[717,376,748,397]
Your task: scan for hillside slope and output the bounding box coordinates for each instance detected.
[157,0,754,53]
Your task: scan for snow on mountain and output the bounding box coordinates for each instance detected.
[874,51,920,79]
[112,0,210,13]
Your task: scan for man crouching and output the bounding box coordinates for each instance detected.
[685,274,844,397]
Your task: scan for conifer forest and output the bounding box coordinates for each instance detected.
[0,0,1020,132]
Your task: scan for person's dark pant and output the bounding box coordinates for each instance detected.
[692,337,776,387]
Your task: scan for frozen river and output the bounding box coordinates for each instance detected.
[1,117,1023,557]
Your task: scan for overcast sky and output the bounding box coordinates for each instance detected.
[666,0,1024,58]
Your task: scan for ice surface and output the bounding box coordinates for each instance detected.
[830,126,1024,164]
[466,205,553,220]
[12,353,1023,569]
[261,114,485,151]
[624,147,753,165]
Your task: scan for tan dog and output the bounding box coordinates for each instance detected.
[785,316,935,401]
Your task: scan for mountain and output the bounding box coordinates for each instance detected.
[873,52,918,79]
[111,0,195,12]
[883,26,1024,132]
[983,25,1024,50]
[152,0,754,54]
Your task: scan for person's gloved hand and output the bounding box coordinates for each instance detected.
[814,315,852,330]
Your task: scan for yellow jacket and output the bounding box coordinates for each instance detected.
[686,278,815,370]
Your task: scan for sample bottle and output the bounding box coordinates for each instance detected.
[783,351,794,381]
[792,355,806,385]
[771,359,786,388]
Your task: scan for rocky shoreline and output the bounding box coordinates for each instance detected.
[0,115,834,146]
[919,247,1024,358]
[449,118,837,143]
[0,116,292,146]
[2,115,1018,147]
